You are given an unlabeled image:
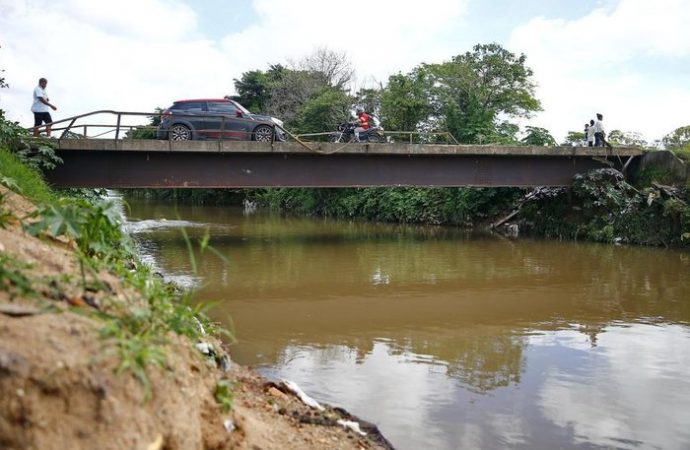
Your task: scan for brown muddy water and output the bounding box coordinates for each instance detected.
[124,197,690,450]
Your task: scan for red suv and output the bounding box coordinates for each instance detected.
[157,98,285,142]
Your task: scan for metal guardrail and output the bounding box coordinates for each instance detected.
[27,110,283,143]
[27,110,461,147]
[296,130,460,145]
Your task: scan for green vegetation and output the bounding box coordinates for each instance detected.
[214,379,236,413]
[126,42,689,248]
[0,253,36,298]
[1,100,233,404]
[0,114,55,204]
[521,126,557,146]
[249,187,524,226]
[607,130,647,147]
[672,144,690,163]
[521,169,690,246]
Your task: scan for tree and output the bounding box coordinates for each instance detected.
[521,126,556,146]
[265,69,331,127]
[495,122,521,144]
[662,125,690,149]
[563,131,586,146]
[380,72,431,135]
[607,130,647,147]
[294,89,351,134]
[232,70,270,113]
[294,47,353,90]
[379,43,541,144]
[427,43,541,143]
[126,108,164,139]
[354,87,383,117]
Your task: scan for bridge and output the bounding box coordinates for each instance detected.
[34,110,645,188]
[45,139,642,188]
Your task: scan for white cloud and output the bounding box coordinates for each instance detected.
[508,0,690,143]
[220,0,469,87]
[0,0,233,128]
[1,0,687,144]
[0,0,469,130]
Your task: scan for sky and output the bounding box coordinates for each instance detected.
[0,0,689,143]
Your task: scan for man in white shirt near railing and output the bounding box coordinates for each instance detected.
[593,113,607,148]
[31,77,57,137]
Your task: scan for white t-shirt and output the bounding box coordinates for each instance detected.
[587,125,596,141]
[32,86,50,113]
[593,120,605,134]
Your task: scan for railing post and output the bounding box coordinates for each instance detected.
[60,117,78,139]
[114,113,121,140]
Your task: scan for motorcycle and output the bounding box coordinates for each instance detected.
[330,120,386,143]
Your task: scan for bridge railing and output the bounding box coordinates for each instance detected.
[295,130,460,145]
[28,110,284,142]
[28,110,463,147]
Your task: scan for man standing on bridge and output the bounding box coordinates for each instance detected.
[31,77,57,137]
[593,113,612,149]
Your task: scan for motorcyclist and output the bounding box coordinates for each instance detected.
[353,107,370,142]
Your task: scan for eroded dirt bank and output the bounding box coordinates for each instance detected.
[0,186,393,450]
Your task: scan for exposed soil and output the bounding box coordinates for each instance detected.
[0,186,393,450]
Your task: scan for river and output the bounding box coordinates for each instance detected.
[123,196,690,450]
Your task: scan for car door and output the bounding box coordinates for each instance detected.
[207,101,250,140]
[171,101,207,138]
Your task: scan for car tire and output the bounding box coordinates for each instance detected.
[253,125,274,142]
[169,124,192,141]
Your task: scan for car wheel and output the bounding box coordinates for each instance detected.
[253,125,274,142]
[169,124,192,141]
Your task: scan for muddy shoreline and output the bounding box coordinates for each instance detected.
[0,185,393,450]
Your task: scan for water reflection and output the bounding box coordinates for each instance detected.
[124,197,690,450]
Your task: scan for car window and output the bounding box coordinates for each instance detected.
[171,102,206,112]
[208,102,239,115]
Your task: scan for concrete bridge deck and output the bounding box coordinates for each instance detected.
[45,139,644,188]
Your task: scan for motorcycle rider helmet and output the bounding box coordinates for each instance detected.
[356,107,364,114]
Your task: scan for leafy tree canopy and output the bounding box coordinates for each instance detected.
[563,131,586,146]
[662,125,690,149]
[380,43,541,143]
[607,130,647,147]
[521,126,556,146]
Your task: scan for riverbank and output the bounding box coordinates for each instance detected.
[129,164,689,247]
[0,149,393,449]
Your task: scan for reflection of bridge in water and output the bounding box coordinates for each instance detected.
[36,110,645,188]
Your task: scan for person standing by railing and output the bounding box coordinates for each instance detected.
[31,77,57,137]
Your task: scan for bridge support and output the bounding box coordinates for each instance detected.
[46,146,636,188]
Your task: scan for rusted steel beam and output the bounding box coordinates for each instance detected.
[45,149,632,188]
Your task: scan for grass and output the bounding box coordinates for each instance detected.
[671,144,690,163]
[1,140,234,404]
[0,146,55,205]
[0,253,37,298]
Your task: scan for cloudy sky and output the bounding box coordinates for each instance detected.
[1,0,688,143]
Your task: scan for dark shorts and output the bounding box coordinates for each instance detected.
[33,112,53,127]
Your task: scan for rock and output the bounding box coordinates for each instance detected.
[0,303,41,317]
[146,434,164,450]
[267,386,289,401]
